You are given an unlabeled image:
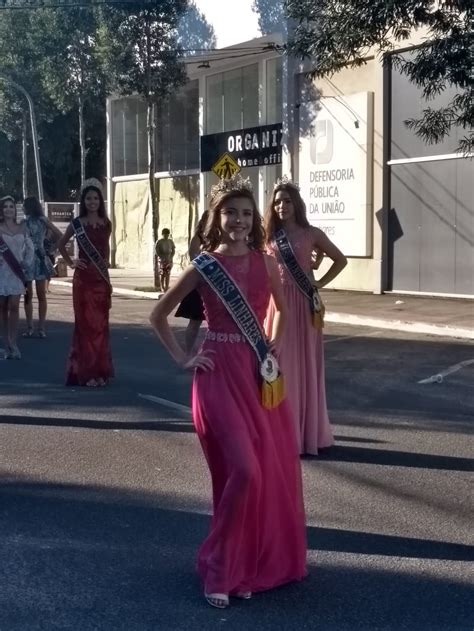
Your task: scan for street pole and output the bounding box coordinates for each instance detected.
[0,75,44,204]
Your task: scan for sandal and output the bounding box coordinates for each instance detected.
[234,591,252,600]
[37,330,47,339]
[22,329,34,338]
[86,379,98,387]
[205,593,229,609]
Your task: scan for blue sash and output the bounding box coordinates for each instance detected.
[274,229,324,329]
[0,233,26,284]
[72,218,111,288]
[193,252,284,409]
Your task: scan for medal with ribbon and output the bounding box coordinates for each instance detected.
[193,252,285,410]
[274,229,325,329]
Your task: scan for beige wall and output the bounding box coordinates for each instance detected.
[112,175,199,272]
[157,176,200,271]
[306,58,385,293]
[113,178,153,270]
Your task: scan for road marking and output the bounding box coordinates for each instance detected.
[138,393,191,415]
[418,359,474,384]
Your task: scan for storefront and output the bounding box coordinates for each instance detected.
[106,14,472,297]
[106,37,283,271]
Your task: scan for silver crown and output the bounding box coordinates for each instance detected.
[81,178,103,194]
[210,174,253,201]
[274,175,300,191]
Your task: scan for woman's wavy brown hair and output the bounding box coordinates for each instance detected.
[264,183,310,242]
[202,189,265,252]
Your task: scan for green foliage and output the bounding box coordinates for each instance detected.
[99,1,188,103]
[286,0,473,153]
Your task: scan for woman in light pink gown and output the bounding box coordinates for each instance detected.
[150,178,306,609]
[264,180,347,455]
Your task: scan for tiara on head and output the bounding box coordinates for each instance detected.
[274,175,300,191]
[81,178,103,194]
[210,174,253,202]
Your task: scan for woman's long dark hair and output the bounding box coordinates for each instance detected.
[264,183,310,241]
[79,185,109,223]
[202,189,265,252]
[0,195,16,223]
[23,196,44,218]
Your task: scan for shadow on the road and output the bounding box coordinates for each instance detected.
[333,434,387,444]
[0,414,194,433]
[308,445,473,472]
[308,526,472,562]
[0,478,472,631]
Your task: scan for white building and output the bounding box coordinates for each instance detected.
[106,1,473,297]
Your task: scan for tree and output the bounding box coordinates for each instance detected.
[252,0,286,36]
[33,5,108,185]
[286,0,473,154]
[100,0,188,287]
[0,7,55,198]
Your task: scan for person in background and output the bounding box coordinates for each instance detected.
[57,179,114,387]
[0,196,34,359]
[175,211,208,355]
[155,228,175,292]
[150,176,307,609]
[23,196,62,338]
[264,178,347,455]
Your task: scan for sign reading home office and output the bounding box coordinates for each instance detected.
[299,93,373,257]
[201,123,283,173]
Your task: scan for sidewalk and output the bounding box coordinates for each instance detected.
[52,268,473,340]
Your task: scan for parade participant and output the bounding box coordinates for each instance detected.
[0,196,34,359]
[174,211,208,355]
[150,176,307,609]
[57,179,114,387]
[264,177,347,455]
[155,228,175,292]
[23,196,62,338]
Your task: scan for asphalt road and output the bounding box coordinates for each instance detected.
[0,287,473,631]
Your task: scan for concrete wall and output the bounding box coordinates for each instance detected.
[305,58,384,293]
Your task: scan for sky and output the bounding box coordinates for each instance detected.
[193,0,261,48]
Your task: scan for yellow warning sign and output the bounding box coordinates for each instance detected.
[211,152,241,179]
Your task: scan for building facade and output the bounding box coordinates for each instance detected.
[106,2,473,297]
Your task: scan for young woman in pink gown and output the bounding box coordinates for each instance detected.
[150,178,307,609]
[265,180,347,455]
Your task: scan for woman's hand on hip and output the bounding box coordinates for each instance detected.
[182,349,215,372]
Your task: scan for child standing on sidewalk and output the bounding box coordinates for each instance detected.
[155,228,175,292]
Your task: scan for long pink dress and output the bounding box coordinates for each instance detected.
[192,250,307,596]
[266,229,334,455]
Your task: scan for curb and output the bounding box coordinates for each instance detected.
[324,312,473,341]
[51,280,473,341]
[51,279,160,300]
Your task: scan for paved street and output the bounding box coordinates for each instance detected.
[0,287,473,631]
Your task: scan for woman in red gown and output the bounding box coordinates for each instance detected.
[58,179,114,387]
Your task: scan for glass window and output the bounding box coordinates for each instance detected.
[224,69,242,130]
[242,64,259,127]
[111,97,148,177]
[266,57,283,125]
[205,64,259,133]
[206,72,223,134]
[156,80,199,172]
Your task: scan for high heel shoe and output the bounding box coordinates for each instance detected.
[205,593,229,609]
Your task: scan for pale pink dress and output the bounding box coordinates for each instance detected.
[192,250,307,596]
[266,229,334,455]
